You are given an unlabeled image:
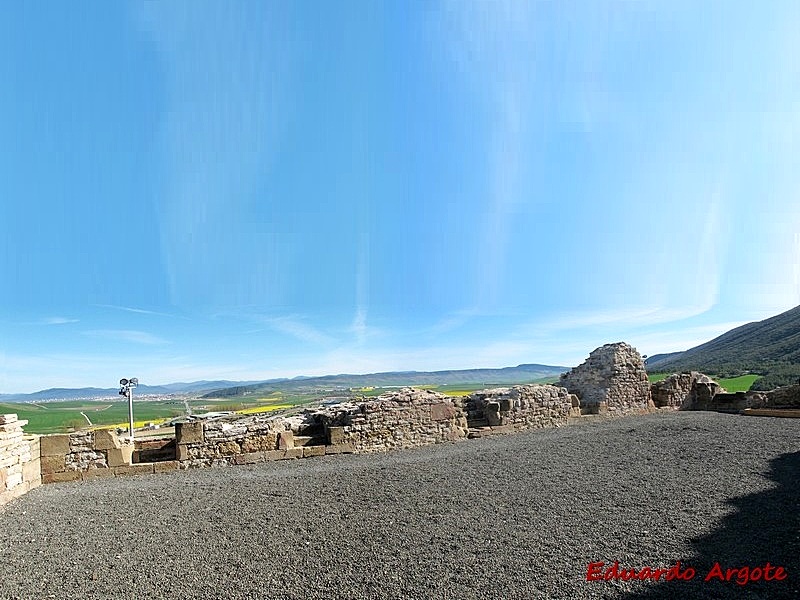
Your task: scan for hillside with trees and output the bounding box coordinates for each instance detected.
[645,305,800,390]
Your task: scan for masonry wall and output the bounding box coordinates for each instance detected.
[764,384,800,408]
[0,414,41,507]
[560,342,653,414]
[318,388,468,453]
[463,385,579,433]
[39,429,178,483]
[173,388,469,466]
[175,415,293,468]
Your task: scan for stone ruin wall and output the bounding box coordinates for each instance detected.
[463,385,579,433]
[8,340,763,496]
[0,414,40,508]
[175,388,469,465]
[175,414,300,468]
[317,388,468,453]
[650,371,770,412]
[763,384,800,409]
[173,386,587,466]
[560,342,653,414]
[39,429,178,484]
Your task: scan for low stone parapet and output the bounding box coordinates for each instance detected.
[315,388,468,453]
[39,428,137,483]
[464,385,578,430]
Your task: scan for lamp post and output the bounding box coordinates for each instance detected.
[119,378,138,442]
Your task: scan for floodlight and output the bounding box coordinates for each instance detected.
[120,378,129,386]
[130,378,138,386]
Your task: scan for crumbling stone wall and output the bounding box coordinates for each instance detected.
[316,388,468,453]
[650,372,729,410]
[463,385,579,432]
[39,429,175,483]
[560,342,652,414]
[763,384,800,408]
[174,388,469,466]
[651,373,695,409]
[0,414,40,507]
[175,415,291,468]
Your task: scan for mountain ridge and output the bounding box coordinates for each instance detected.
[0,364,569,402]
[645,304,800,390]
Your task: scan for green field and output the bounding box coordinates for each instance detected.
[648,372,761,392]
[0,394,306,435]
[0,400,183,434]
[716,374,761,392]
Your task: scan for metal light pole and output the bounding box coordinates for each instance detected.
[119,378,138,442]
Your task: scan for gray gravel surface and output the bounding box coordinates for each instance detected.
[1,411,798,600]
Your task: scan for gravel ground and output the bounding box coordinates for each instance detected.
[0,411,798,600]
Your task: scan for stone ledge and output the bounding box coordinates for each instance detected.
[82,468,115,481]
[234,452,264,465]
[42,471,82,484]
[113,464,156,477]
[302,446,325,458]
[153,460,180,473]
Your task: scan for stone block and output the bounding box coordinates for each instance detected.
[153,461,180,473]
[40,434,71,457]
[217,441,241,455]
[430,403,456,421]
[93,429,121,450]
[263,450,286,461]
[0,414,18,425]
[324,443,355,454]
[42,471,82,484]
[82,468,115,481]
[175,421,204,444]
[176,445,192,461]
[107,445,134,467]
[283,447,303,459]
[234,452,264,465]
[303,446,325,458]
[490,425,516,435]
[328,426,346,445]
[113,464,155,477]
[278,430,294,450]
[40,455,66,475]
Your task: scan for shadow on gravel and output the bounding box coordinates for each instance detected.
[618,450,800,600]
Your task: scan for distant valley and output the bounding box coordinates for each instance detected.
[0,365,569,403]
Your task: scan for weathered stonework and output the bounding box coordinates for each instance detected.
[314,388,468,453]
[0,414,41,507]
[651,372,732,410]
[763,384,800,409]
[175,415,290,468]
[560,342,652,414]
[39,428,138,483]
[463,385,579,431]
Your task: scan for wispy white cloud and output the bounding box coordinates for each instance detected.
[41,317,79,325]
[136,3,291,307]
[443,1,538,309]
[93,304,178,318]
[82,330,170,346]
[261,316,334,346]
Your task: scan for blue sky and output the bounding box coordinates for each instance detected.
[1,1,799,393]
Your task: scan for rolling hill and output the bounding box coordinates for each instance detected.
[201,364,569,398]
[645,304,800,390]
[0,380,268,402]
